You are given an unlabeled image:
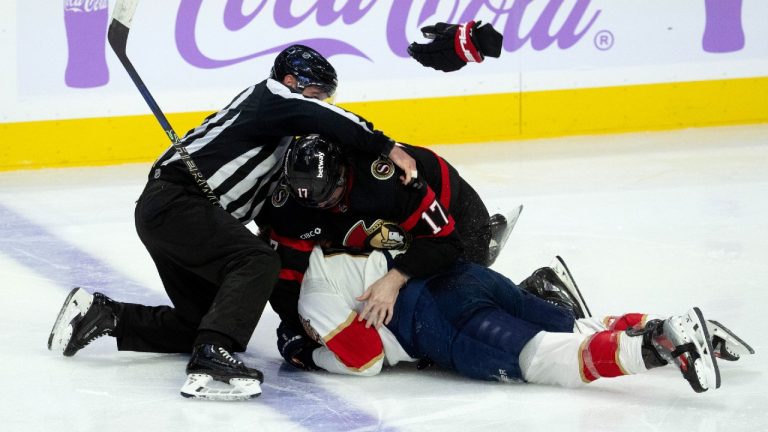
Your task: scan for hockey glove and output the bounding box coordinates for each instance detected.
[276,321,320,371]
[407,21,503,72]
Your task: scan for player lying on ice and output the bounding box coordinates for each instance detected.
[287,246,753,393]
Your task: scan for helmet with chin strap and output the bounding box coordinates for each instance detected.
[283,134,346,208]
[270,45,338,97]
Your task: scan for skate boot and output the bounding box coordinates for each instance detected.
[487,204,523,266]
[48,287,120,356]
[519,256,591,319]
[627,307,721,393]
[181,344,264,401]
[708,320,755,361]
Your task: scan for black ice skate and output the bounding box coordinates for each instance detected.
[181,344,264,401]
[487,204,523,266]
[48,287,119,356]
[707,320,755,361]
[519,256,591,319]
[629,307,721,393]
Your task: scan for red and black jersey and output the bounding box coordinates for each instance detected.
[260,143,488,332]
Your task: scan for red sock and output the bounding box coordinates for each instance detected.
[603,313,647,331]
[580,330,631,382]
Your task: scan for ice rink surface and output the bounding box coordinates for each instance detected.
[1,124,766,431]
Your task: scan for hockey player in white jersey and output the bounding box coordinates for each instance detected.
[293,247,753,392]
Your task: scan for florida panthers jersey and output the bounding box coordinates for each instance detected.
[298,247,416,375]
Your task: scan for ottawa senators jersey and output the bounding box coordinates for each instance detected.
[260,143,468,332]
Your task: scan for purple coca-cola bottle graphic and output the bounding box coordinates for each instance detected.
[64,0,110,88]
[703,0,745,53]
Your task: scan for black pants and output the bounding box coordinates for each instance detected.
[453,178,492,266]
[116,180,279,353]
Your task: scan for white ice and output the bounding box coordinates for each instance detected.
[1,125,766,432]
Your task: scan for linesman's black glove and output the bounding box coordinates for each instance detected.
[408,21,503,72]
[277,321,320,371]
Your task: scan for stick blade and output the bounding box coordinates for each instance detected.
[111,0,140,28]
[108,0,139,55]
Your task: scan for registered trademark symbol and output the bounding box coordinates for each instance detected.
[594,30,614,50]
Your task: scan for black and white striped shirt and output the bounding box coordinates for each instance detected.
[152,78,394,223]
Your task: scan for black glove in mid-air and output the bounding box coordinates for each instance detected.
[408,21,503,72]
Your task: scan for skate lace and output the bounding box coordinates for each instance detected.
[218,347,242,366]
[81,329,110,348]
[79,310,116,347]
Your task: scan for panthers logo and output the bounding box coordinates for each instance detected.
[370,157,395,180]
[271,184,290,207]
[344,219,411,251]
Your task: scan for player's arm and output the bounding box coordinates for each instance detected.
[260,80,417,184]
[356,182,462,329]
[267,228,314,333]
[392,183,463,278]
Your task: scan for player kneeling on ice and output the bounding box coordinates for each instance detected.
[285,247,753,393]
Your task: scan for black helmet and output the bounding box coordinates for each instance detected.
[270,45,338,97]
[283,134,347,208]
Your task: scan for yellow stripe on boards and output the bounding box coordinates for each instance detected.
[344,75,768,144]
[340,92,521,146]
[1,76,766,171]
[1,112,208,171]
[520,76,768,139]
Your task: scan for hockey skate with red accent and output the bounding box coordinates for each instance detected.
[643,307,721,393]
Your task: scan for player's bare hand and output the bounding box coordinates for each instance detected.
[388,144,418,186]
[356,269,409,329]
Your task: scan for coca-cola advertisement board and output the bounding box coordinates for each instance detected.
[4,0,768,122]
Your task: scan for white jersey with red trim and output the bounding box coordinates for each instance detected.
[298,247,416,376]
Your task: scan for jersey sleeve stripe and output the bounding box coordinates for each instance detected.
[278,269,304,282]
[271,230,315,252]
[400,187,437,231]
[323,311,385,370]
[423,147,453,209]
[437,155,452,209]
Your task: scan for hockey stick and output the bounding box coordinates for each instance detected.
[107,0,220,207]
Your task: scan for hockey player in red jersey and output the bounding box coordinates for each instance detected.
[292,247,753,393]
[260,134,511,331]
[260,134,524,369]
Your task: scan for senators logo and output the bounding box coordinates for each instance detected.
[271,184,290,207]
[344,219,410,251]
[370,157,395,180]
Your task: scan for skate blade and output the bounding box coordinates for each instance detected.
[487,205,523,266]
[685,307,721,392]
[552,256,592,318]
[180,374,262,401]
[498,205,523,250]
[47,288,92,351]
[708,320,755,360]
